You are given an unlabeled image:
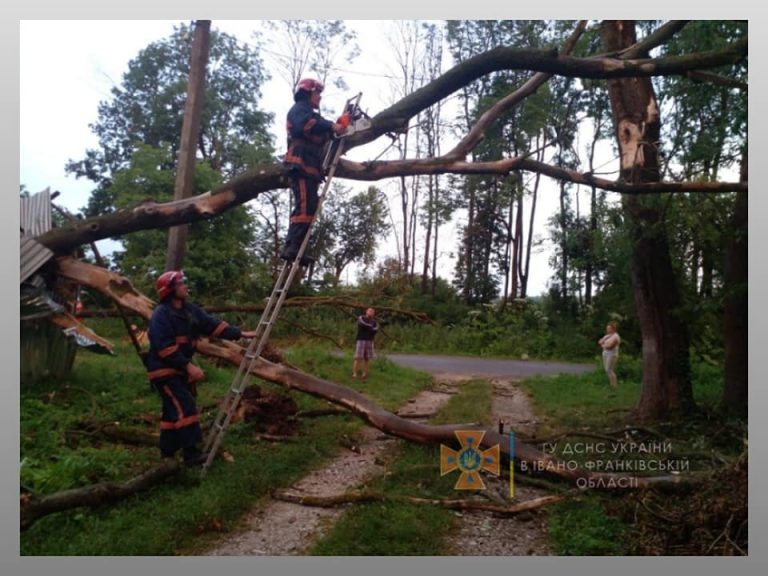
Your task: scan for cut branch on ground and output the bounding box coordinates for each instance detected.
[273,490,568,516]
[20,460,182,531]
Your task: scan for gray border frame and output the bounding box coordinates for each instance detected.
[6,6,765,576]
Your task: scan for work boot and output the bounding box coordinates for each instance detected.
[299,254,315,267]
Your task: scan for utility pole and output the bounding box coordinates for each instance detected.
[165,20,211,270]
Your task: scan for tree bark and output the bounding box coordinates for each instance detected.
[21,461,181,530]
[57,259,697,493]
[35,26,745,260]
[274,490,567,516]
[166,19,211,270]
[602,20,693,420]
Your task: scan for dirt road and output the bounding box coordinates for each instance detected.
[384,353,592,380]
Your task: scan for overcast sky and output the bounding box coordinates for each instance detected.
[19,19,601,296]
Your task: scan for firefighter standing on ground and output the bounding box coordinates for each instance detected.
[146,271,257,466]
[282,78,349,266]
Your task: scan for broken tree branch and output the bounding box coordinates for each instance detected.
[273,490,567,516]
[446,20,587,160]
[60,261,709,492]
[20,460,182,531]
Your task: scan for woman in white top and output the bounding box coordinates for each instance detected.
[598,321,621,388]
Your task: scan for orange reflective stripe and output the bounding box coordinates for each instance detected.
[299,178,308,217]
[158,344,179,358]
[284,150,322,178]
[175,336,190,344]
[211,321,229,337]
[159,414,200,430]
[147,368,184,380]
[166,384,185,417]
[290,214,315,223]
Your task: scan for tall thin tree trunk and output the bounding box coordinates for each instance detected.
[602,19,693,420]
[464,187,476,304]
[514,191,525,297]
[432,205,439,296]
[586,185,596,305]
[166,20,211,270]
[722,153,747,414]
[585,114,604,306]
[504,184,514,301]
[521,154,541,298]
[558,180,569,299]
[421,176,434,294]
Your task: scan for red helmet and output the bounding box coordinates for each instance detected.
[156,270,184,301]
[295,78,324,97]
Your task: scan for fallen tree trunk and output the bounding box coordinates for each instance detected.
[201,338,698,490]
[49,312,115,353]
[20,460,181,531]
[55,258,700,491]
[77,296,434,324]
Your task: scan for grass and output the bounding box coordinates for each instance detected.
[21,317,742,556]
[517,353,745,555]
[547,497,628,555]
[20,331,432,556]
[518,358,642,434]
[310,379,494,555]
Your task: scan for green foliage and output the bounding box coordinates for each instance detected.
[521,352,744,557]
[309,185,391,287]
[430,379,494,425]
[657,21,747,174]
[520,361,642,433]
[20,338,434,555]
[312,500,453,556]
[548,498,628,555]
[286,346,432,413]
[383,297,599,361]
[61,22,278,302]
[690,358,725,407]
[102,144,268,303]
[68,22,274,196]
[445,21,593,307]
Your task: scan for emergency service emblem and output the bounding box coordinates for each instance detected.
[440,430,500,490]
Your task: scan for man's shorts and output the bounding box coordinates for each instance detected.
[354,340,375,360]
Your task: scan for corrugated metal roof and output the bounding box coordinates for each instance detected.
[20,189,55,283]
[20,187,52,237]
[20,234,54,283]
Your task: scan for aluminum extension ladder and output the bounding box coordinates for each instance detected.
[201,94,369,474]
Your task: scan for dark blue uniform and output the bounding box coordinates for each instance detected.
[282,99,335,261]
[147,301,243,461]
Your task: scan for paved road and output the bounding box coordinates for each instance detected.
[384,352,593,380]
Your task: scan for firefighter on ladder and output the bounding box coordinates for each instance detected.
[146,270,257,466]
[282,78,350,267]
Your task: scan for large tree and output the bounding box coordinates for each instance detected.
[64,22,275,302]
[600,20,696,420]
